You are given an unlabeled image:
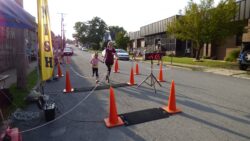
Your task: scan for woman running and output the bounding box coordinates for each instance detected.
[103,41,118,83]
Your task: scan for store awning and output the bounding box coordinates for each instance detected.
[0,0,36,30]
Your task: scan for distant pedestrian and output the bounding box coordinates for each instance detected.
[156,44,162,65]
[132,48,137,60]
[90,52,103,83]
[103,41,118,83]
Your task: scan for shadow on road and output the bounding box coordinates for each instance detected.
[181,113,250,140]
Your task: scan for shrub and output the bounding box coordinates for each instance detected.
[225,49,240,62]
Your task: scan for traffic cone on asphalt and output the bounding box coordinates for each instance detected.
[127,67,136,85]
[113,59,119,73]
[135,62,140,75]
[63,70,74,93]
[157,62,166,82]
[104,87,124,128]
[56,63,64,78]
[162,80,181,114]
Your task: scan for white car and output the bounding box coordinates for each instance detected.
[81,47,88,51]
[63,47,73,56]
[102,49,129,60]
[116,49,129,60]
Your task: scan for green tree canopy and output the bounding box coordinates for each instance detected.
[167,0,242,60]
[74,18,130,50]
[115,32,130,50]
[108,26,126,40]
[108,26,129,50]
[73,17,108,50]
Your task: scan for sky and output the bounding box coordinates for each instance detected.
[23,0,219,40]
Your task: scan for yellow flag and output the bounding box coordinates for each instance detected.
[37,0,54,81]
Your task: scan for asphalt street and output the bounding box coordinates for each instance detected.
[17,47,250,141]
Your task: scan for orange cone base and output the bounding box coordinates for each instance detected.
[104,117,124,128]
[127,82,137,86]
[161,106,181,114]
[63,88,74,93]
[113,71,120,73]
[157,79,166,82]
[56,74,64,77]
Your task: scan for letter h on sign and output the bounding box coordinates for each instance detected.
[45,57,53,68]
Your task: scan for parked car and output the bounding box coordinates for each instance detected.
[63,47,73,56]
[81,47,88,51]
[238,43,250,70]
[115,49,129,60]
[102,48,129,60]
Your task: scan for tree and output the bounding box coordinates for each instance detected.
[73,21,89,44]
[207,0,244,47]
[73,17,108,50]
[115,32,130,50]
[108,26,126,41]
[16,28,27,90]
[108,26,130,49]
[88,17,108,50]
[167,0,241,60]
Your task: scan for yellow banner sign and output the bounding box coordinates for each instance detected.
[37,0,54,81]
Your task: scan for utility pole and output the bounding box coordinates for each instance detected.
[58,13,66,51]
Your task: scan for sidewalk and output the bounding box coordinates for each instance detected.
[135,57,250,80]
[0,62,38,88]
[168,62,250,79]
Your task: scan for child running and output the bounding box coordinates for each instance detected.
[90,52,103,83]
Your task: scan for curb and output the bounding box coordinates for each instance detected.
[132,57,250,80]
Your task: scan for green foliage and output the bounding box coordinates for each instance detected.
[73,17,130,51]
[115,32,130,50]
[73,17,108,50]
[108,26,129,50]
[225,49,240,62]
[162,56,238,69]
[9,69,38,110]
[109,26,126,41]
[167,0,240,60]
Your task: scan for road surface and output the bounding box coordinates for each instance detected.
[17,47,250,141]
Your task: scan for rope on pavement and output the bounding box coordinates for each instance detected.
[19,74,106,134]
[69,66,92,79]
[69,66,105,79]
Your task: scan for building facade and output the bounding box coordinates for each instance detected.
[129,15,191,57]
[129,0,250,60]
[207,0,250,60]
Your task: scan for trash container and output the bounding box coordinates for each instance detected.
[44,102,55,122]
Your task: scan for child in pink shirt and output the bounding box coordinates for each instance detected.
[90,52,103,83]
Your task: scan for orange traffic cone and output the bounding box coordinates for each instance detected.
[162,80,181,114]
[4,128,22,141]
[104,87,124,128]
[135,63,140,75]
[113,59,119,73]
[127,67,136,85]
[56,63,64,77]
[157,62,166,82]
[63,70,74,93]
